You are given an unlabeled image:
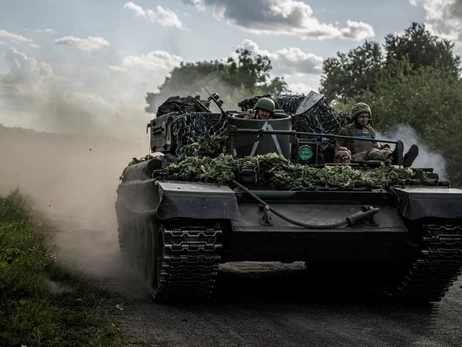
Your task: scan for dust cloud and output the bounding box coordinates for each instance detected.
[377,125,448,179]
[0,105,151,278]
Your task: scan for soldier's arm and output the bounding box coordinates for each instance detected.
[335,127,349,150]
[245,109,255,119]
[369,128,387,149]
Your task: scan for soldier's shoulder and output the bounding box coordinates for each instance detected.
[366,125,376,134]
[337,123,353,134]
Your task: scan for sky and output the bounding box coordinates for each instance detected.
[0,0,460,137]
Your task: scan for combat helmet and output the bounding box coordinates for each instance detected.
[351,102,371,120]
[255,97,275,113]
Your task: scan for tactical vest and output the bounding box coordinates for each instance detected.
[342,124,376,154]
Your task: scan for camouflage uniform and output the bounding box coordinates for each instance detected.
[335,103,393,163]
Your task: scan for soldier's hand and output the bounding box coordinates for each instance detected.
[245,109,254,119]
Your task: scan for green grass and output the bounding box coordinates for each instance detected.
[0,189,126,347]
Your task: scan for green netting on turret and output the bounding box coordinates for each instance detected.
[152,136,415,189]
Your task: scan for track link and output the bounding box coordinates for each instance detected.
[154,223,223,301]
[393,224,462,302]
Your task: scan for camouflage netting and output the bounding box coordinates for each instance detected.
[153,136,415,190]
[170,112,228,156]
[237,94,351,136]
[155,95,211,117]
[291,97,351,136]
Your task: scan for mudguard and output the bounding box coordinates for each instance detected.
[393,187,462,220]
[156,181,240,220]
[120,158,163,182]
[117,180,240,221]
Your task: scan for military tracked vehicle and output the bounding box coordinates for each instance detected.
[115,91,462,303]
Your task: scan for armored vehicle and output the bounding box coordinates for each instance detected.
[115,92,462,303]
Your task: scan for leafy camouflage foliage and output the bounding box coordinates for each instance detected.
[171,112,228,156]
[179,135,229,159]
[154,136,414,189]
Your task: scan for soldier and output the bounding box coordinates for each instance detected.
[334,102,419,167]
[245,97,275,120]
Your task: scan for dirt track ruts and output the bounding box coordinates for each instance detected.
[53,227,462,347]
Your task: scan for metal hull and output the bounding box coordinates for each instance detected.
[117,179,409,263]
[116,178,462,303]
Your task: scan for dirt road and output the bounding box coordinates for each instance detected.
[53,227,462,347]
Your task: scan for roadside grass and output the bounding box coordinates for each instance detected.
[0,189,126,347]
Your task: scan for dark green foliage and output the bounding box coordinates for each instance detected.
[0,190,125,347]
[154,137,414,189]
[320,22,461,103]
[320,41,384,102]
[145,48,289,113]
[384,22,461,76]
[179,135,229,159]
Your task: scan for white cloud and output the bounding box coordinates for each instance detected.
[30,43,41,49]
[237,39,323,75]
[120,50,183,72]
[0,29,32,42]
[54,36,111,51]
[410,0,462,30]
[233,39,324,94]
[108,65,128,72]
[34,28,55,34]
[124,2,145,16]
[183,0,375,40]
[424,23,460,41]
[3,48,53,86]
[124,2,185,29]
[340,20,375,41]
[283,74,322,94]
[407,0,462,53]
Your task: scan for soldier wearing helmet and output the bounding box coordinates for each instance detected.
[334,102,419,167]
[245,97,275,120]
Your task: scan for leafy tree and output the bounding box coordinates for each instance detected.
[146,48,288,112]
[384,22,461,76]
[320,41,384,102]
[320,22,461,102]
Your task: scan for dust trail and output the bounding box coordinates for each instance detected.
[377,125,447,179]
